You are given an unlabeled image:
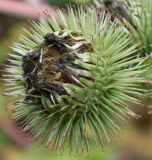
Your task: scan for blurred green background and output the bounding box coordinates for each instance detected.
[0,0,152,160]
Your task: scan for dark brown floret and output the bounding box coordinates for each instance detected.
[22,32,92,108]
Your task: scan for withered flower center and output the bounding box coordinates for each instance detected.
[22,32,92,106]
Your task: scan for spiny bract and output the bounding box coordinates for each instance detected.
[4,7,144,153]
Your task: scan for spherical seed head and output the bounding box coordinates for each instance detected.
[4,7,144,153]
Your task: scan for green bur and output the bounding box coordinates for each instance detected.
[3,7,145,154]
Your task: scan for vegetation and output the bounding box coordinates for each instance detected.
[3,0,152,155]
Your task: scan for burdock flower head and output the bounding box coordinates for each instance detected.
[4,7,144,153]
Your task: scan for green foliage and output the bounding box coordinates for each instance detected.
[73,0,92,4]
[0,131,10,147]
[0,89,6,115]
[47,0,71,7]
[47,0,91,7]
[18,145,114,160]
